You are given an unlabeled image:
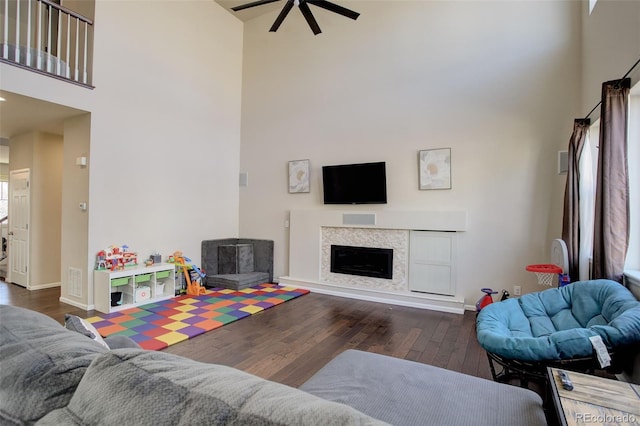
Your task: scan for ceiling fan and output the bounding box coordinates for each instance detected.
[231,0,360,35]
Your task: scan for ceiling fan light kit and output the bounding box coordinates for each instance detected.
[231,0,360,35]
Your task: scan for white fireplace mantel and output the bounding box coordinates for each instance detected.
[279,209,468,314]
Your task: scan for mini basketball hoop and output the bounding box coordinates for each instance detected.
[526,264,562,287]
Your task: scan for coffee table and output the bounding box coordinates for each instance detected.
[547,367,640,425]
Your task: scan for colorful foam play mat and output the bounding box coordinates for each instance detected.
[86,284,310,350]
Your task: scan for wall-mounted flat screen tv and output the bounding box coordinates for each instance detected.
[322,161,387,204]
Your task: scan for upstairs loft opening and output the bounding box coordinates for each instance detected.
[0,0,94,87]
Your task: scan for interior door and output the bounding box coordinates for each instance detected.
[8,169,30,288]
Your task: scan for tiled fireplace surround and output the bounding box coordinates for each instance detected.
[279,210,468,313]
[321,227,408,292]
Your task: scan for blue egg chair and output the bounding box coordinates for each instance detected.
[476,279,640,387]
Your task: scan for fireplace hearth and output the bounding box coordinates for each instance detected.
[330,245,393,280]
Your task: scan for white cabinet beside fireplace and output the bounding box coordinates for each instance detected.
[408,231,456,296]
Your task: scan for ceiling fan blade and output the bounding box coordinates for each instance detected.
[269,0,294,32]
[231,0,281,12]
[298,1,322,35]
[307,0,359,20]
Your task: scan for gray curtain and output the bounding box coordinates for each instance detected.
[562,119,590,282]
[592,78,631,283]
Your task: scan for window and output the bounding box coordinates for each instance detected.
[578,80,638,279]
[577,122,598,280]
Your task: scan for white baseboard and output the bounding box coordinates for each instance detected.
[59,296,92,311]
[28,281,61,290]
[279,276,465,314]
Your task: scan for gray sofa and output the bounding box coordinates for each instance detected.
[0,304,546,425]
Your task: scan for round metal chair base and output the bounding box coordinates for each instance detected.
[485,350,626,390]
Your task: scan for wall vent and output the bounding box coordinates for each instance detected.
[68,267,82,297]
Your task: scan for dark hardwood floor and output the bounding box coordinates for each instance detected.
[0,281,493,388]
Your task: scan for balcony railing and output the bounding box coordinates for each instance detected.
[0,0,93,86]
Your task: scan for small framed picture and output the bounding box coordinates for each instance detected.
[288,159,310,193]
[419,148,451,190]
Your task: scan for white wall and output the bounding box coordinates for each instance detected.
[8,131,63,289]
[239,1,582,305]
[84,0,243,307]
[31,133,63,288]
[581,0,640,115]
[61,114,91,305]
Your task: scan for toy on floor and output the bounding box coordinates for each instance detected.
[476,288,498,312]
[170,251,206,296]
[475,288,510,313]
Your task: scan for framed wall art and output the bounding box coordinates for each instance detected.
[419,148,451,190]
[288,159,310,193]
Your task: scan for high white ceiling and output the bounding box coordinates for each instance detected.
[216,0,283,21]
[0,90,86,140]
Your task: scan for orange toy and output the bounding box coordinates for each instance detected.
[172,251,206,296]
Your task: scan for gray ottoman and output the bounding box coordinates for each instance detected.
[206,272,270,290]
[299,350,546,426]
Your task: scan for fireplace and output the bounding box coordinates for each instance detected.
[330,245,393,279]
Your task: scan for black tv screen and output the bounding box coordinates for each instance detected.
[322,162,387,204]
